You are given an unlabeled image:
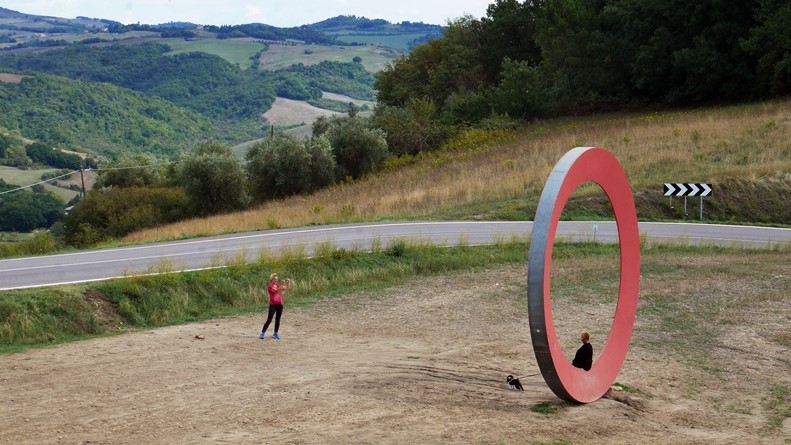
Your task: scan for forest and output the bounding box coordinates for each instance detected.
[375,0,790,125]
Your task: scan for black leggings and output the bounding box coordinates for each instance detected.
[261,304,283,334]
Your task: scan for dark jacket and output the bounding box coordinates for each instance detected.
[572,342,593,371]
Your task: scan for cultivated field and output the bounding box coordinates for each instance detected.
[0,165,86,202]
[262,97,344,127]
[2,248,789,444]
[321,91,376,108]
[163,38,267,69]
[0,73,24,84]
[329,30,434,51]
[256,42,398,73]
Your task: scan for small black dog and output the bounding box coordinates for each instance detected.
[506,374,524,391]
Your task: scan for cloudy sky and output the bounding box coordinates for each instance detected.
[3,0,494,27]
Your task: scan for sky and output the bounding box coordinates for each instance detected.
[2,0,494,27]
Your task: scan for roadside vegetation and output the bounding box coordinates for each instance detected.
[0,238,526,351]
[1,240,788,365]
[0,0,789,254]
[123,99,791,244]
[1,97,789,258]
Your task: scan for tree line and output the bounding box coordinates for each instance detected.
[375,0,790,127]
[62,113,388,246]
[0,180,65,232]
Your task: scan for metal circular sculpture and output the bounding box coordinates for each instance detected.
[528,147,640,404]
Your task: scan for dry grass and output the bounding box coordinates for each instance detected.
[262,97,344,127]
[0,73,25,84]
[124,100,791,243]
[256,43,396,73]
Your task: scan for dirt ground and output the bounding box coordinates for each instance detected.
[262,97,342,127]
[1,265,789,445]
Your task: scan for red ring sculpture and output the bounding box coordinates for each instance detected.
[528,147,640,403]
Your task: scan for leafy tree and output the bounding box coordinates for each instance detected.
[0,43,275,144]
[0,133,17,158]
[375,16,488,123]
[488,58,557,119]
[273,73,322,100]
[206,23,337,44]
[246,134,337,202]
[24,142,82,169]
[322,116,389,179]
[373,98,450,155]
[0,182,65,232]
[2,145,29,168]
[276,61,376,100]
[305,137,337,191]
[174,142,249,216]
[479,0,545,82]
[94,154,169,189]
[64,187,188,246]
[534,0,616,107]
[0,74,215,159]
[375,0,787,131]
[375,40,444,108]
[246,134,310,201]
[599,0,758,104]
[742,0,791,96]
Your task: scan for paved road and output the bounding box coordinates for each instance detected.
[1,221,789,290]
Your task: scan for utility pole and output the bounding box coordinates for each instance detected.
[79,162,86,198]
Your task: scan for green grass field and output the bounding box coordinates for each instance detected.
[0,165,58,185]
[0,166,79,202]
[257,43,399,73]
[162,38,266,69]
[330,31,432,51]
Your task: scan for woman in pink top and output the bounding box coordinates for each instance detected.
[259,272,290,340]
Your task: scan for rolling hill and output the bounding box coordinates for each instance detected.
[0,8,442,159]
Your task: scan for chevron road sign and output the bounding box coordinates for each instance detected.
[664,183,713,220]
[663,183,712,197]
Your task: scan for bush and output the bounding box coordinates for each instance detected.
[321,116,389,179]
[64,187,188,246]
[174,142,249,216]
[246,134,337,201]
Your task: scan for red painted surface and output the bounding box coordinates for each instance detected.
[542,147,640,403]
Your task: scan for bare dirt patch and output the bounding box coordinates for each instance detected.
[262,97,343,127]
[83,289,123,328]
[321,91,376,108]
[0,73,25,84]
[1,264,789,444]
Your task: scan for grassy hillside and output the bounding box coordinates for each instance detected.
[308,15,442,51]
[162,38,266,69]
[0,11,415,145]
[0,40,380,148]
[329,32,435,51]
[125,99,791,244]
[257,43,398,73]
[0,73,216,158]
[0,166,80,202]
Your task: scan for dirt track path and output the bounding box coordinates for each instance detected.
[1,266,787,444]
